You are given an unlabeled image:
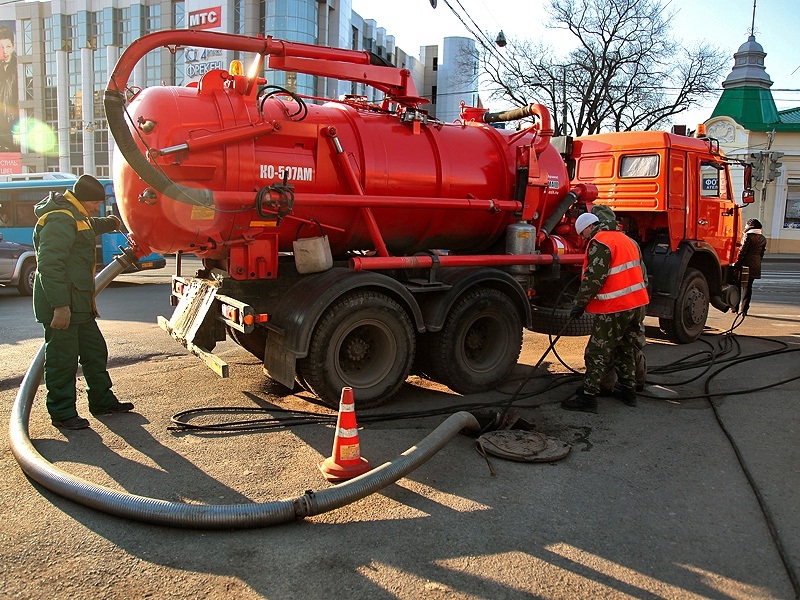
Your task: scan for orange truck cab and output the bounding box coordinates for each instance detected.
[566,130,742,342]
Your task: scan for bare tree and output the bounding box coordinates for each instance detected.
[477,0,728,135]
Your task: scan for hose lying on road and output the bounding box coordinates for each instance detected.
[9,255,480,529]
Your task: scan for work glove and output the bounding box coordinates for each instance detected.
[50,306,71,330]
[569,305,585,320]
[109,215,122,231]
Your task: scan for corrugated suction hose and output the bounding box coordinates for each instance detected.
[9,254,479,528]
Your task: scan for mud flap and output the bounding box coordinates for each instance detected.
[158,279,229,377]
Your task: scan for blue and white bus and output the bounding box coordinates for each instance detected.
[0,176,166,272]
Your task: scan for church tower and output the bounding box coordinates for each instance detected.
[709,34,781,130]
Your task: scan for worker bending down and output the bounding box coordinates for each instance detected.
[562,212,649,413]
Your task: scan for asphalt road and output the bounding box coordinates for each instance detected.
[1,258,798,599]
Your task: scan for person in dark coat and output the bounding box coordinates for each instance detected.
[33,174,134,430]
[733,218,767,316]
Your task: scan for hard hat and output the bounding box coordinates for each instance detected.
[575,212,599,236]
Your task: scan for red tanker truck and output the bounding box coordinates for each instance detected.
[105,30,747,408]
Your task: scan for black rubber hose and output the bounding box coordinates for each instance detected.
[482,104,535,123]
[103,90,214,208]
[540,191,579,238]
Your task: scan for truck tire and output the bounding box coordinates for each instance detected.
[17,260,36,296]
[529,305,593,336]
[298,290,415,409]
[425,288,522,395]
[659,267,709,344]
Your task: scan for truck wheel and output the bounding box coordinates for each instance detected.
[17,260,36,296]
[659,267,709,344]
[299,291,415,409]
[426,288,522,395]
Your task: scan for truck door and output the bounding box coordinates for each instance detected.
[696,157,736,262]
[668,151,689,247]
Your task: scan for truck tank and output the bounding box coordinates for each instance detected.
[113,77,570,261]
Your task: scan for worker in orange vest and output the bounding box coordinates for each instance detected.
[562,211,649,413]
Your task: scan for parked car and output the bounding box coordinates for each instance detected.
[0,233,36,295]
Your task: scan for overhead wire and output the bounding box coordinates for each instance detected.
[439,0,519,77]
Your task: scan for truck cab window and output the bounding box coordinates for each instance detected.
[700,162,721,198]
[620,154,659,178]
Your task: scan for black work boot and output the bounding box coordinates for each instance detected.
[91,401,135,416]
[561,388,598,413]
[52,415,91,430]
[577,385,613,398]
[613,386,638,407]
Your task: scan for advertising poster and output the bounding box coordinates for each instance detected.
[0,20,20,156]
[183,2,227,86]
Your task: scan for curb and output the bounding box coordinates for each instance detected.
[763,255,800,263]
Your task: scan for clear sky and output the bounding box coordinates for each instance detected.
[351,0,800,128]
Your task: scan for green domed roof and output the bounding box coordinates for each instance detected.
[711,35,800,132]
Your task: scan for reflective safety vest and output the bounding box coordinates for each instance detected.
[583,230,649,314]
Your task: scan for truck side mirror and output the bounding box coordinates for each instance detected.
[743,164,753,188]
[742,188,755,204]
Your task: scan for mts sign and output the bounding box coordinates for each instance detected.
[188,6,222,30]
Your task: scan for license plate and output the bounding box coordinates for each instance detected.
[140,261,153,269]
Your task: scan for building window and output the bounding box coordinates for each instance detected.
[92,13,106,87]
[119,8,132,47]
[784,180,800,229]
[24,64,33,101]
[172,1,185,84]
[144,5,162,86]
[145,4,161,32]
[263,0,318,95]
[431,85,437,105]
[21,20,32,55]
[432,56,438,71]
[234,0,245,34]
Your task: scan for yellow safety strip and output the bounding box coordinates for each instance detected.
[36,209,91,231]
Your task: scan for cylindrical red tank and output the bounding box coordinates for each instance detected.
[114,70,571,259]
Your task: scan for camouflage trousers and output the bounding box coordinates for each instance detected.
[583,306,647,396]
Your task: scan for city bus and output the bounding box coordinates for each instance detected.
[0,177,166,272]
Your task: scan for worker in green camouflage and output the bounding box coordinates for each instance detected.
[561,210,649,413]
[33,174,135,430]
[590,205,647,394]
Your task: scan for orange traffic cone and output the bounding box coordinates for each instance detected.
[319,387,371,483]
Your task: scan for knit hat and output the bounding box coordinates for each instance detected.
[745,218,762,230]
[575,212,599,235]
[73,174,105,203]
